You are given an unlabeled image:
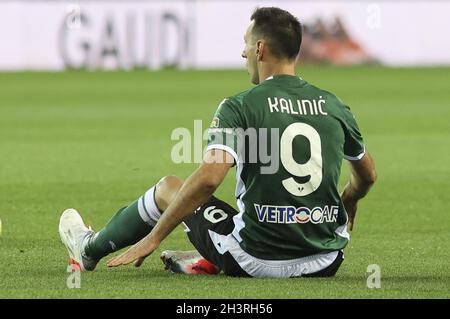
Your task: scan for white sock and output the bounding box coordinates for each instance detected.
[137,186,161,227]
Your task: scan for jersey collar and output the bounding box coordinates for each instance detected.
[263,74,304,84]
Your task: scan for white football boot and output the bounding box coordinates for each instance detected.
[160,250,219,275]
[59,208,98,271]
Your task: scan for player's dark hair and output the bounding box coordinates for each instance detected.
[250,7,302,60]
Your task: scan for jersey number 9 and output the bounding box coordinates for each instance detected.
[280,123,323,197]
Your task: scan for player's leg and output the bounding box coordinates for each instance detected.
[84,176,184,259]
[151,176,220,275]
[162,196,250,277]
[59,175,183,270]
[152,175,184,211]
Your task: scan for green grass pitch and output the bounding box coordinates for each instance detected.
[0,66,449,298]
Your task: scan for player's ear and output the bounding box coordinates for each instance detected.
[256,40,264,61]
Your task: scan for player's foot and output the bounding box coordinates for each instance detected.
[59,208,98,271]
[160,250,220,275]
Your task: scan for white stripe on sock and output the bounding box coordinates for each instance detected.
[143,186,161,226]
[137,195,153,226]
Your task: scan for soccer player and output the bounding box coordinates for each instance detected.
[59,7,376,277]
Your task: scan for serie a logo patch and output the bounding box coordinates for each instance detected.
[210,117,220,128]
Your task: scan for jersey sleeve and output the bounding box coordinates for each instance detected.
[205,97,245,164]
[342,105,366,161]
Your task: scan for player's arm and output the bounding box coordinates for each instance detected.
[341,151,377,231]
[107,149,234,267]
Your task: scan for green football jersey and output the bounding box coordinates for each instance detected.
[206,75,365,260]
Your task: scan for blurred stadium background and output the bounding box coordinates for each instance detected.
[0,0,449,298]
[2,0,450,69]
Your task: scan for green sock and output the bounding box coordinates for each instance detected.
[84,186,161,260]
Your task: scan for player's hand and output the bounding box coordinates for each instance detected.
[107,236,159,268]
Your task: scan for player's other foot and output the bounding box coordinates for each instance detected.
[160,250,220,275]
[59,208,98,271]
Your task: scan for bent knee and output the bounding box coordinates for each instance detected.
[157,175,183,190]
[156,175,183,197]
[155,176,184,211]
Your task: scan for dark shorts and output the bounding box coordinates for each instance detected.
[183,196,249,277]
[183,196,344,278]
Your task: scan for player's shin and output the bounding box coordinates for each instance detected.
[84,186,161,260]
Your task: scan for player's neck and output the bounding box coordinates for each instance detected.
[259,62,296,83]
